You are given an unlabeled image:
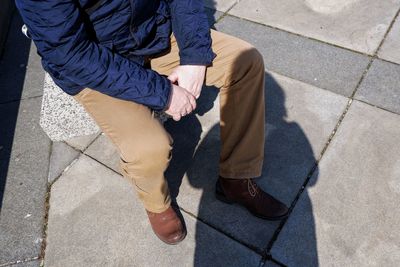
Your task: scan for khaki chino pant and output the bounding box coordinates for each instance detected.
[73,30,265,213]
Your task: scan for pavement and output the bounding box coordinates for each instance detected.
[1,0,400,266]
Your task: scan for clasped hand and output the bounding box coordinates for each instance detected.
[164,65,206,121]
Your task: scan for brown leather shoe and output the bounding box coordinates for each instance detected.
[216,176,289,220]
[146,206,186,245]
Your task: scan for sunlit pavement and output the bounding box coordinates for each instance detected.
[1,1,400,266]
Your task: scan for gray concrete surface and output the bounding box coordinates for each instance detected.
[205,8,226,24]
[7,259,40,267]
[64,132,100,152]
[0,14,43,104]
[2,1,400,266]
[271,101,400,266]
[170,71,347,249]
[378,17,400,64]
[48,141,80,183]
[204,0,237,12]
[85,133,121,174]
[45,155,261,267]
[0,97,50,265]
[0,42,44,102]
[355,59,400,114]
[215,15,370,97]
[0,12,49,266]
[229,0,400,54]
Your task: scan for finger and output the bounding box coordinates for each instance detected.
[168,72,179,84]
[173,114,181,121]
[189,95,196,110]
[180,107,188,116]
[185,105,191,115]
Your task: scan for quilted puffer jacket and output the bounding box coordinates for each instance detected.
[15,0,216,110]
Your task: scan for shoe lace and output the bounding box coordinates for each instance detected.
[247,179,259,197]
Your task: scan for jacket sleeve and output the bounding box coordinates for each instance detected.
[15,0,172,111]
[167,0,216,66]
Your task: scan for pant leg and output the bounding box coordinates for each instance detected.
[150,29,265,179]
[73,88,172,213]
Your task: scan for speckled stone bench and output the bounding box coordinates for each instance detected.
[39,73,100,141]
[39,73,169,141]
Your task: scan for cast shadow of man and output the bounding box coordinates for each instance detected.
[165,68,320,266]
[0,13,32,210]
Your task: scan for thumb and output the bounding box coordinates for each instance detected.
[168,72,179,83]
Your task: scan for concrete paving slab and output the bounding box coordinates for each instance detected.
[271,101,400,266]
[215,15,370,96]
[378,16,400,64]
[48,141,80,183]
[8,259,40,267]
[229,0,400,55]
[45,154,261,267]
[193,86,221,139]
[85,133,121,174]
[20,45,45,100]
[166,71,348,250]
[64,132,100,152]
[0,97,50,264]
[204,0,237,12]
[355,59,400,115]
[0,13,44,103]
[40,73,99,141]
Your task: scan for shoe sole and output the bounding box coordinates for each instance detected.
[156,230,187,245]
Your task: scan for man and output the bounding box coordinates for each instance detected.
[16,0,289,245]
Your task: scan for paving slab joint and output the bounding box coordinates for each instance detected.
[264,45,399,250]
[265,98,354,252]
[214,0,240,24]
[264,161,318,253]
[220,13,375,58]
[350,7,400,98]
[259,251,287,267]
[375,7,400,58]
[82,152,123,177]
[179,206,264,256]
[0,257,40,267]
[38,183,51,264]
[39,143,84,262]
[47,141,83,186]
[81,144,269,258]
[376,55,400,67]
[269,258,287,267]
[80,132,102,153]
[353,99,400,116]
[39,142,87,263]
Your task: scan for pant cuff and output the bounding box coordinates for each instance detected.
[143,199,171,213]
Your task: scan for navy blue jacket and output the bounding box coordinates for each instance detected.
[15,0,216,110]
